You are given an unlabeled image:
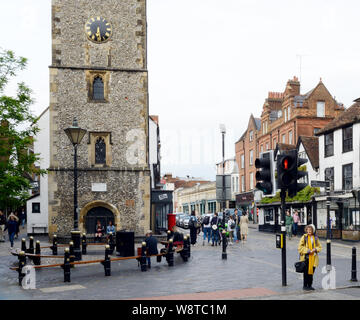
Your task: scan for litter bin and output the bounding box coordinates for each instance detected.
[116,231,135,257]
[167,213,176,231]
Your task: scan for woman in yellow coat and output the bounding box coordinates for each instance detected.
[298,224,322,291]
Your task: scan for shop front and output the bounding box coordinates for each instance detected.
[151,190,173,233]
[314,193,360,241]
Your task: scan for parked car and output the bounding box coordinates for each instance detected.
[174,212,184,226]
[182,215,191,229]
[179,214,189,228]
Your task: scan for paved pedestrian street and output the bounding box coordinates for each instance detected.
[0,226,359,300]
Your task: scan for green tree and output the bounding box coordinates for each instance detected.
[0,48,46,212]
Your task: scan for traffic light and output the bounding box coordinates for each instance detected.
[276,149,308,197]
[255,150,276,196]
[288,154,308,197]
[277,150,297,190]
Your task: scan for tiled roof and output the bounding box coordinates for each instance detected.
[316,99,360,135]
[297,136,319,169]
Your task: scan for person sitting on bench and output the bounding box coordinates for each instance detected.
[95,220,104,242]
[144,230,158,269]
[106,221,116,240]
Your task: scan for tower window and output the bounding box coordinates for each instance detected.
[93,77,105,100]
[95,137,106,164]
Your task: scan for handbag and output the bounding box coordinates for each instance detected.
[294,254,308,273]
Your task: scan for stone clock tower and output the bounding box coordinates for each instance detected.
[48,0,150,238]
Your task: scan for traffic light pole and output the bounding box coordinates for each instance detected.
[280,189,287,286]
[326,182,331,271]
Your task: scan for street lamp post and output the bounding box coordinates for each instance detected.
[64,118,87,261]
[220,124,227,260]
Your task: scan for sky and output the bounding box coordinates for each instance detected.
[1,0,360,180]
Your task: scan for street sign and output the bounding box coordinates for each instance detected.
[311,180,329,188]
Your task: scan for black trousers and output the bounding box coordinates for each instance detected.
[303,266,316,287]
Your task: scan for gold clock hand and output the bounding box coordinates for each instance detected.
[96,26,101,41]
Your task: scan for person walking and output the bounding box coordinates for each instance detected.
[202,215,211,246]
[20,209,26,229]
[298,224,322,291]
[240,211,249,243]
[189,211,198,246]
[0,210,6,242]
[144,230,158,269]
[210,212,219,246]
[227,215,235,244]
[285,210,294,240]
[293,210,300,236]
[233,209,241,243]
[4,215,18,249]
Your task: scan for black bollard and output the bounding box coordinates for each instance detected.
[51,235,58,256]
[63,248,71,283]
[108,232,115,254]
[140,242,147,272]
[167,230,171,241]
[222,230,227,260]
[326,239,332,271]
[27,236,34,255]
[187,235,191,258]
[21,238,27,253]
[34,241,41,266]
[69,241,75,268]
[180,235,188,262]
[102,245,111,276]
[167,239,174,267]
[18,251,26,286]
[81,233,87,255]
[351,247,358,282]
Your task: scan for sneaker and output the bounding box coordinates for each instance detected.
[303,286,310,291]
[308,286,315,290]
[202,241,205,246]
[211,243,214,247]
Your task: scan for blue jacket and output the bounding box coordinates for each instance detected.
[5,220,18,234]
[145,235,158,255]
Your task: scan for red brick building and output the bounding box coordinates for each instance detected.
[235,77,345,207]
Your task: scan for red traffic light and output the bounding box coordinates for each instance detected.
[283,158,289,170]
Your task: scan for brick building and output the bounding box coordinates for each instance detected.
[235,77,345,212]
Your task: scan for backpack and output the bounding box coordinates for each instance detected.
[203,216,210,225]
[189,216,198,228]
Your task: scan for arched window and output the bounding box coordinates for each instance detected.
[93,77,104,100]
[95,137,106,164]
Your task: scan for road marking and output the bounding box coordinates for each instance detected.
[40,284,86,293]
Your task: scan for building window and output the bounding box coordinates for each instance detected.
[324,167,334,191]
[324,132,334,157]
[95,137,106,164]
[314,128,320,135]
[289,131,293,145]
[249,130,254,142]
[282,134,286,143]
[343,126,353,153]
[232,177,235,193]
[343,163,353,191]
[241,175,245,192]
[241,154,245,169]
[32,203,40,214]
[249,150,253,166]
[250,172,254,190]
[93,77,105,100]
[273,138,277,148]
[317,101,325,117]
[260,145,264,154]
[284,108,287,122]
[287,106,291,120]
[266,143,269,150]
[236,176,239,192]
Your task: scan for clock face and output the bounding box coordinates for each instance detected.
[85,17,112,43]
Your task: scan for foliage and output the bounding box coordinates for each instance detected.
[0,48,47,211]
[260,186,320,204]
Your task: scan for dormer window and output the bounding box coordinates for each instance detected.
[249,130,254,142]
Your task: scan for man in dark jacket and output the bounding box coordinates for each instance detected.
[144,230,158,268]
[4,216,18,249]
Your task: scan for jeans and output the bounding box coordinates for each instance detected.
[234,226,239,241]
[203,227,211,242]
[211,229,219,244]
[8,232,15,247]
[286,225,292,238]
[147,257,151,267]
